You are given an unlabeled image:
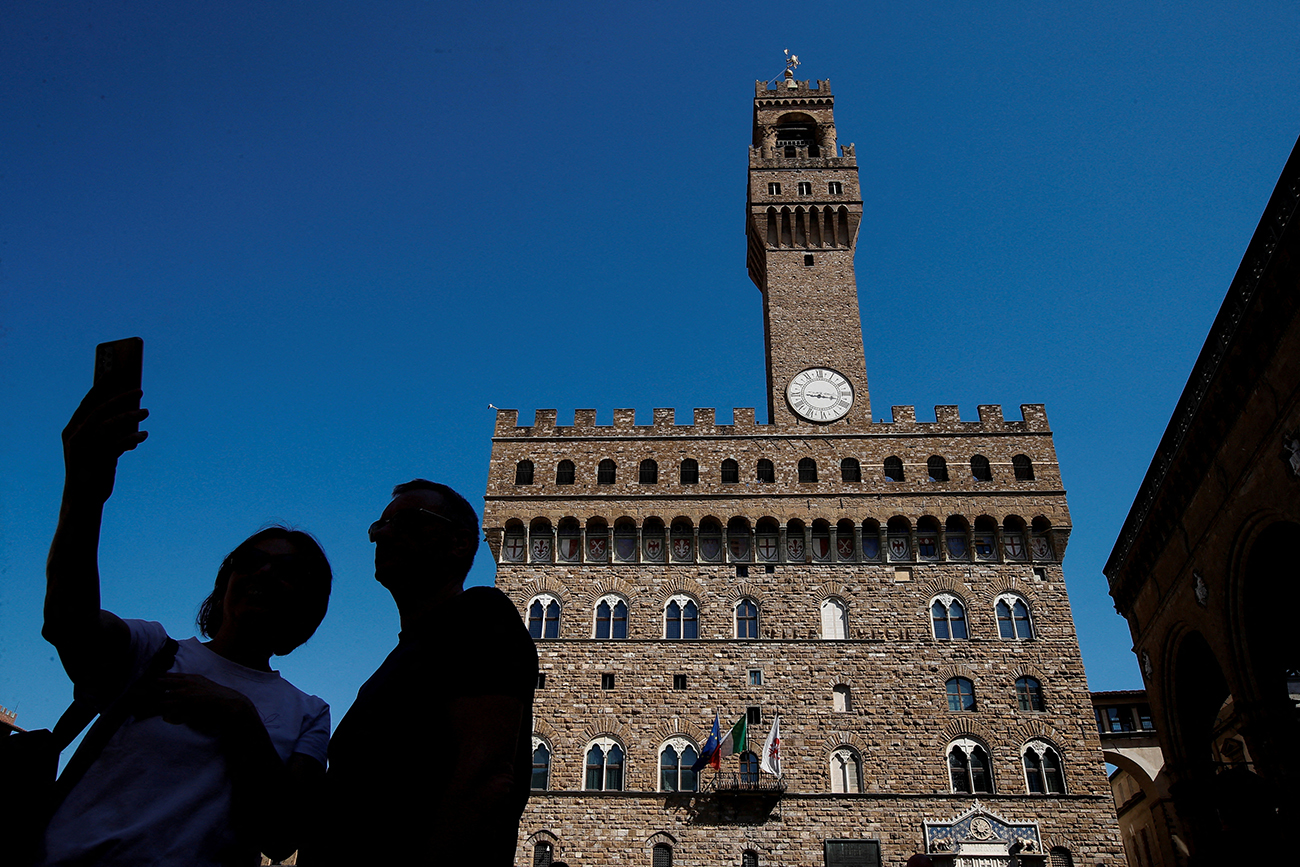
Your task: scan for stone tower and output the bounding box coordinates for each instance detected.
[483,69,1125,867]
[747,72,870,427]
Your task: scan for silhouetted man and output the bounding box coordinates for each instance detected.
[315,481,537,865]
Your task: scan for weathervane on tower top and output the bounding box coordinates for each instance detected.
[784,49,800,76]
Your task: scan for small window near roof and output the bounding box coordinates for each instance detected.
[680,458,698,484]
[971,455,992,482]
[555,460,575,485]
[639,459,658,484]
[536,673,547,689]
[756,459,775,483]
[927,456,949,482]
[767,182,781,195]
[798,458,817,483]
[828,181,843,195]
[804,253,814,266]
[721,459,739,483]
[1013,454,1034,480]
[601,673,615,690]
[673,673,687,690]
[748,668,762,686]
[747,706,762,725]
[841,458,861,482]
[514,460,534,485]
[798,181,812,195]
[833,684,852,712]
[597,459,616,485]
[884,456,904,482]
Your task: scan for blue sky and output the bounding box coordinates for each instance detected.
[3,2,1299,734]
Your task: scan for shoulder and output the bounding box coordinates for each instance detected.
[122,618,172,659]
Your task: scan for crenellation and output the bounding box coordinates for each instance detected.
[612,408,636,427]
[535,408,557,431]
[573,409,597,430]
[977,405,1005,426]
[652,408,674,428]
[891,405,917,426]
[693,407,715,427]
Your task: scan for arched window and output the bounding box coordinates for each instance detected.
[680,458,698,484]
[721,459,739,483]
[594,595,628,639]
[1016,676,1045,711]
[1023,740,1066,794]
[670,518,693,562]
[698,518,723,562]
[727,517,752,562]
[597,459,616,485]
[830,747,862,793]
[916,516,940,561]
[786,519,806,562]
[970,454,992,482]
[931,595,968,640]
[841,458,861,482]
[501,521,526,563]
[973,515,998,560]
[659,738,699,792]
[1003,515,1028,561]
[584,738,624,791]
[886,516,911,561]
[515,460,534,485]
[946,677,976,711]
[810,520,832,561]
[883,456,904,482]
[927,456,949,482]
[1013,454,1034,480]
[836,519,856,561]
[665,595,699,640]
[798,458,818,483]
[756,459,775,483]
[996,594,1034,639]
[945,515,970,560]
[652,843,673,867]
[742,852,759,867]
[735,598,759,638]
[556,517,581,563]
[755,518,780,562]
[861,519,882,561]
[947,738,993,793]
[833,684,852,713]
[739,750,760,786]
[613,518,637,562]
[642,517,666,562]
[555,459,576,485]
[586,517,608,562]
[533,841,553,867]
[639,459,658,484]
[821,597,848,640]
[1030,516,1054,560]
[528,594,560,639]
[529,518,553,563]
[531,738,551,790]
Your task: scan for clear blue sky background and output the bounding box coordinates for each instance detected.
[4,2,1299,735]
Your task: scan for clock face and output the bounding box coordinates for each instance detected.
[787,368,853,422]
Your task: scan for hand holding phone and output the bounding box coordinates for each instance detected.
[62,338,149,502]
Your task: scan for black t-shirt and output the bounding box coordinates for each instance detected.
[323,587,537,864]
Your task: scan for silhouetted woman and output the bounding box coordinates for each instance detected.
[41,387,332,866]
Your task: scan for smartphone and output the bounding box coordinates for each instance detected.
[93,337,144,429]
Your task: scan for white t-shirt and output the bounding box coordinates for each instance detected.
[45,620,330,866]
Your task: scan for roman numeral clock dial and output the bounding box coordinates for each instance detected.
[786,367,854,423]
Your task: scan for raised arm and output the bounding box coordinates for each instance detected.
[43,388,148,688]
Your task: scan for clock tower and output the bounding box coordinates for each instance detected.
[747,65,870,427]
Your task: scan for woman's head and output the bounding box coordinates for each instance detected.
[197,526,333,656]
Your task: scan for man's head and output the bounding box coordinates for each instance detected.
[370,479,480,598]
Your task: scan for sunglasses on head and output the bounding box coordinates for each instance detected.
[368,507,455,543]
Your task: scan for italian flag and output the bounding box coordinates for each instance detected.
[720,715,747,756]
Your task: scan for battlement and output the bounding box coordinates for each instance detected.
[493,404,1050,438]
[749,143,857,166]
[755,78,832,98]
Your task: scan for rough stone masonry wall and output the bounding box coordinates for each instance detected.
[517,793,1125,867]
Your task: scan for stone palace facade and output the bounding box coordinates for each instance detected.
[483,68,1125,867]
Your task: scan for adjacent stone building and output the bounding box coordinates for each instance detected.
[484,67,1124,867]
[1103,131,1300,865]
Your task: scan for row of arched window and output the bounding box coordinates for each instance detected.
[526,591,1038,642]
[513,454,1036,487]
[532,839,1074,867]
[945,676,1047,712]
[529,735,1067,795]
[502,514,1057,565]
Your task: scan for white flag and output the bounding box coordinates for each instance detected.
[760,714,781,776]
